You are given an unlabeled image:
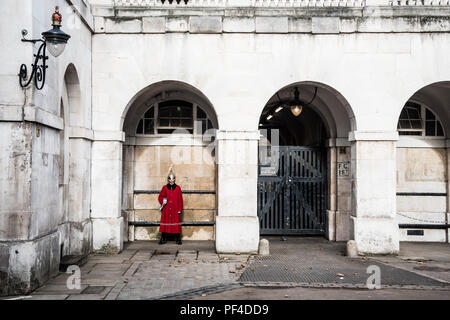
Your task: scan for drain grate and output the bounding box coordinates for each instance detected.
[239,242,450,288]
[148,283,243,300]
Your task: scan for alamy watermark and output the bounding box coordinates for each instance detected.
[66,265,81,290]
[366,265,381,289]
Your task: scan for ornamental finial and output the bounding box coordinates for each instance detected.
[52,6,62,27]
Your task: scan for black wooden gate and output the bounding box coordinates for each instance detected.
[257,146,327,235]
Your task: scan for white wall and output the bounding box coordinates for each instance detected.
[92,32,450,134]
[0,0,93,295]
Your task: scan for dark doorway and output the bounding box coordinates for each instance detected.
[258,86,328,235]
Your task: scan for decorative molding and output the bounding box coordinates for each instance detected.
[93,130,126,142]
[24,106,64,130]
[217,130,260,141]
[114,0,366,8]
[69,126,94,140]
[326,138,351,147]
[348,131,399,142]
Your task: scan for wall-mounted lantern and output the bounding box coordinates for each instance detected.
[18,6,71,90]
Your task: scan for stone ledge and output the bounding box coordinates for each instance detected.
[349,131,399,141]
[69,126,94,140]
[255,17,288,33]
[0,105,23,122]
[23,106,63,131]
[216,130,260,141]
[189,16,223,33]
[326,137,352,147]
[397,137,446,148]
[93,130,126,142]
[98,13,450,34]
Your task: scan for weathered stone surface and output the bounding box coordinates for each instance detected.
[346,240,358,258]
[223,17,255,33]
[311,17,340,34]
[258,239,269,256]
[189,16,222,34]
[216,216,259,254]
[166,17,189,33]
[143,17,166,33]
[104,18,142,33]
[94,17,105,33]
[255,17,288,33]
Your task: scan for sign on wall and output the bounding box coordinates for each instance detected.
[338,162,350,177]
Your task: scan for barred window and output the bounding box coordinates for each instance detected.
[136,100,213,135]
[397,102,444,137]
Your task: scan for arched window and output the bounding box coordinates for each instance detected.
[136,100,213,135]
[397,101,445,137]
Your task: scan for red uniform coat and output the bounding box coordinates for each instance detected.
[158,184,183,234]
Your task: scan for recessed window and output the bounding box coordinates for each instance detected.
[136,100,214,135]
[397,102,444,137]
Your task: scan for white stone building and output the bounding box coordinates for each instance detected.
[0,0,449,295]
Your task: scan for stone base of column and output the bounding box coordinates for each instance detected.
[350,216,400,255]
[92,217,124,254]
[215,216,259,254]
[326,210,336,241]
[68,219,92,256]
[0,231,60,296]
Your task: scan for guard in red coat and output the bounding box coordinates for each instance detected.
[158,168,183,245]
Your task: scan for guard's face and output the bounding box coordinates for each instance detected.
[168,178,175,185]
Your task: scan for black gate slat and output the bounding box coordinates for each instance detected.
[258,146,326,235]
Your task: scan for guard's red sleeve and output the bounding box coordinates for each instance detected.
[158,186,167,205]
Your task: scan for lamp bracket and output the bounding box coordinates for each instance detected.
[18,32,48,90]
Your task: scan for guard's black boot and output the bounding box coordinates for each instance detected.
[176,234,182,245]
[159,232,167,245]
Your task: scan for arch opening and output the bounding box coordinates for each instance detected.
[122,81,219,243]
[64,64,82,128]
[257,82,355,240]
[395,81,449,243]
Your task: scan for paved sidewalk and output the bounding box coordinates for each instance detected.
[3,238,450,300]
[240,238,450,289]
[23,241,252,300]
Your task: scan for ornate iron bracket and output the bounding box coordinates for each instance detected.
[18,29,48,90]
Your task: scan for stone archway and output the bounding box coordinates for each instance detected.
[257,82,356,241]
[121,81,219,243]
[395,81,450,243]
[61,64,92,257]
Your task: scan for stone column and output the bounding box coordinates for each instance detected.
[447,139,450,243]
[327,138,353,242]
[68,127,94,256]
[349,131,400,255]
[326,142,337,241]
[91,131,125,253]
[215,131,260,253]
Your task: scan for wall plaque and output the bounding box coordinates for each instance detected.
[338,162,350,177]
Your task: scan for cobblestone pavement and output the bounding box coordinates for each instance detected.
[3,238,450,300]
[23,241,252,300]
